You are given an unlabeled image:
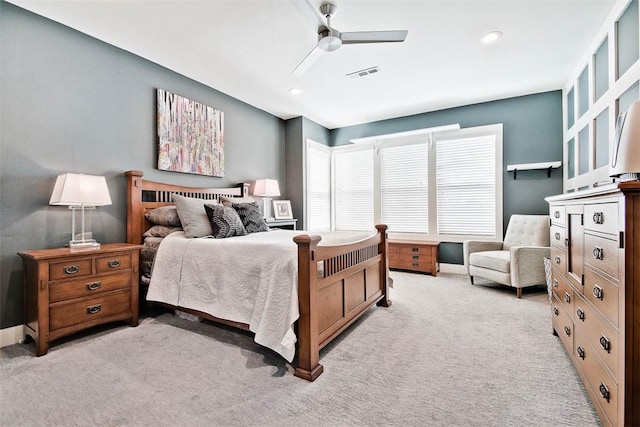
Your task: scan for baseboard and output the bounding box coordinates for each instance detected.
[0,324,24,348]
[440,263,466,275]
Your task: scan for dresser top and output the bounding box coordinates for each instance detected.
[18,243,142,261]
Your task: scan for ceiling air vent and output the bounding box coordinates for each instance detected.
[346,66,380,79]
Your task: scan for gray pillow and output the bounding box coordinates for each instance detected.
[145,206,181,227]
[172,194,217,238]
[219,195,255,207]
[204,204,247,238]
[232,202,269,233]
[143,225,182,238]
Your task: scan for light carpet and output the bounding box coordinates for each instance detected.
[0,272,600,426]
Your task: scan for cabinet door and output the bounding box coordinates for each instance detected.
[566,205,584,290]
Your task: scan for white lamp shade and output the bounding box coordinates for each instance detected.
[49,173,112,206]
[253,179,280,197]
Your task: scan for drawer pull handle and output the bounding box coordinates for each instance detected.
[593,285,603,300]
[86,282,101,291]
[412,255,419,260]
[412,262,419,267]
[599,383,610,402]
[564,238,569,247]
[64,265,80,275]
[576,308,585,321]
[554,232,561,240]
[86,304,102,315]
[554,211,560,219]
[553,307,559,316]
[563,292,571,303]
[592,247,604,260]
[554,256,561,264]
[600,335,611,353]
[108,260,121,268]
[592,212,604,224]
[564,326,571,337]
[411,247,419,252]
[577,346,585,360]
[552,279,559,288]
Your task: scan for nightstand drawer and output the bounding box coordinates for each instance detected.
[49,271,131,303]
[392,259,432,273]
[96,252,131,273]
[49,258,93,281]
[49,290,132,331]
[398,245,432,256]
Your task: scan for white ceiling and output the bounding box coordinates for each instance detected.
[7,0,616,129]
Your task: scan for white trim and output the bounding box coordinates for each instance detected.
[0,324,25,348]
[440,263,466,275]
[349,123,460,144]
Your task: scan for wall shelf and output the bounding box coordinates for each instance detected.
[507,161,562,179]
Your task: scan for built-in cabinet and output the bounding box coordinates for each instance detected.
[546,182,640,426]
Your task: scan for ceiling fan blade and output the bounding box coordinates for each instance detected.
[291,45,323,77]
[341,30,408,44]
[289,0,325,28]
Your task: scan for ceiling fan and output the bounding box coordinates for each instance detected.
[291,1,408,77]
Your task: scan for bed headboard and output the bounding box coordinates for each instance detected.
[125,170,249,244]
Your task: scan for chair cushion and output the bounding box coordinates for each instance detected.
[469,250,511,273]
[503,215,550,250]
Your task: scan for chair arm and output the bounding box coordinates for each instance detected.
[510,246,551,287]
[463,240,504,274]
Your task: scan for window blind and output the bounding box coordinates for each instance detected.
[380,142,429,233]
[436,135,496,236]
[306,141,332,231]
[334,147,374,231]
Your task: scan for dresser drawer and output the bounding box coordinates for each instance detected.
[49,258,93,281]
[550,246,567,277]
[551,270,573,314]
[49,290,132,331]
[584,202,618,236]
[550,224,566,249]
[584,267,619,328]
[551,295,573,356]
[96,252,131,273]
[573,293,619,381]
[574,329,618,426]
[549,205,565,226]
[49,271,131,303]
[584,234,619,279]
[398,245,433,256]
[391,259,432,273]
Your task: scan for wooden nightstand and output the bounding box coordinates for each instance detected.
[388,240,439,276]
[266,218,298,230]
[18,243,142,356]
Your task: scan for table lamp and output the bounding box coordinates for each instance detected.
[253,179,280,219]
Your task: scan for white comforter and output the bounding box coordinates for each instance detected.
[146,229,374,362]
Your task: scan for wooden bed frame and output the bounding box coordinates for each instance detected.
[125,170,391,381]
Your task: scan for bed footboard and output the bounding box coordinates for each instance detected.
[293,224,390,381]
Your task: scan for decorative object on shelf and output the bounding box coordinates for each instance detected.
[610,101,640,182]
[49,173,112,249]
[273,200,293,220]
[506,161,562,179]
[157,88,224,177]
[253,178,280,219]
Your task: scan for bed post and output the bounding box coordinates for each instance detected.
[293,233,323,381]
[125,170,144,245]
[376,224,392,307]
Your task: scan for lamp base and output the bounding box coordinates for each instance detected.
[69,239,100,250]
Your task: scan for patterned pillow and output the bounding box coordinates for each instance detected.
[232,202,269,233]
[204,204,247,238]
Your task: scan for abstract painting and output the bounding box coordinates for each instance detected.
[157,89,224,177]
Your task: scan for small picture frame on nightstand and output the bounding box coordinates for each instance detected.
[273,200,293,219]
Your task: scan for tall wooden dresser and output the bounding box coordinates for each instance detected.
[546,182,640,427]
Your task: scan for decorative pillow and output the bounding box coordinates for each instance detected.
[204,204,247,238]
[220,195,255,207]
[173,194,217,238]
[143,225,182,238]
[232,202,269,233]
[145,206,181,227]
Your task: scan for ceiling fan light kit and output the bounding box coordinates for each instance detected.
[291,1,408,76]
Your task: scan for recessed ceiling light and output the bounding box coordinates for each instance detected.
[480,30,503,44]
[288,87,302,95]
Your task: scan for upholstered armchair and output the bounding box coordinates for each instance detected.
[463,215,550,298]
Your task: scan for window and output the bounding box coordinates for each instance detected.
[305,124,503,241]
[305,140,331,231]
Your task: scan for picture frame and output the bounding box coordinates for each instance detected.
[273,200,293,220]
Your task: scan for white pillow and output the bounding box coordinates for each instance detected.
[172,194,218,238]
